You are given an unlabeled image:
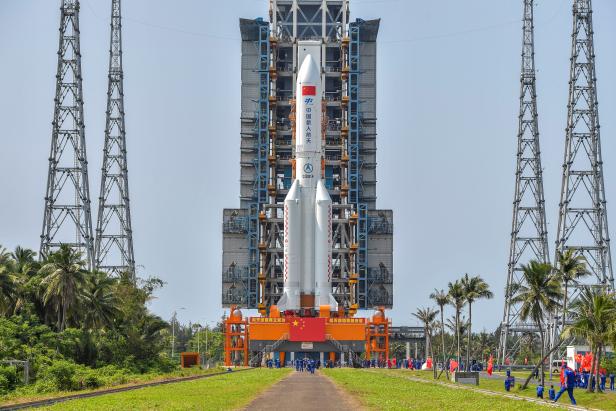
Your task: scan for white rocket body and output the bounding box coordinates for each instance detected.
[277,54,338,312]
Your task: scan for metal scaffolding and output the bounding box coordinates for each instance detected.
[40,0,94,269]
[94,0,135,278]
[223,0,392,311]
[550,0,613,359]
[498,0,550,365]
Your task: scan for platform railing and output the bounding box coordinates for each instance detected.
[249,333,288,367]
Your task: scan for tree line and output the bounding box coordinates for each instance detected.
[413,250,616,394]
[0,244,172,395]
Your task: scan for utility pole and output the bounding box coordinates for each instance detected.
[498,0,549,366]
[40,0,94,269]
[95,0,136,278]
[170,308,185,360]
[552,0,613,358]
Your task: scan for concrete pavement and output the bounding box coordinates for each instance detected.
[244,370,362,411]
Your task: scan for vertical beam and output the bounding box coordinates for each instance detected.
[95,0,135,278]
[348,20,368,307]
[248,20,271,308]
[322,0,327,39]
[498,0,549,366]
[40,0,94,269]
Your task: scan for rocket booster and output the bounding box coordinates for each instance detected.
[277,54,338,312]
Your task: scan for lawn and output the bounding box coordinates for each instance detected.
[38,368,291,411]
[322,368,549,410]
[388,369,616,410]
[1,366,230,407]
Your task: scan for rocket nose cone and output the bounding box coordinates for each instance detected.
[316,180,332,202]
[298,54,320,83]
[286,179,301,201]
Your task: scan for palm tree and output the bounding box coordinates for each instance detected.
[446,316,468,339]
[461,274,493,370]
[476,331,491,364]
[509,260,562,388]
[6,247,39,315]
[0,253,17,316]
[11,246,37,268]
[555,249,588,331]
[412,307,438,361]
[565,287,616,393]
[82,271,120,330]
[430,288,449,377]
[448,280,466,365]
[39,245,89,331]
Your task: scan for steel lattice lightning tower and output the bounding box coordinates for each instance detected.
[554,0,613,321]
[95,0,135,278]
[498,0,550,365]
[41,0,94,269]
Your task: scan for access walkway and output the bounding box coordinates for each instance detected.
[244,370,362,411]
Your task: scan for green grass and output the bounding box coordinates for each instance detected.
[38,368,291,411]
[389,369,616,410]
[322,368,549,410]
[1,366,229,407]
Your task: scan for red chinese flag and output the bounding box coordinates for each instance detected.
[449,360,458,373]
[287,317,326,342]
[302,85,316,96]
[487,355,493,376]
[575,354,582,364]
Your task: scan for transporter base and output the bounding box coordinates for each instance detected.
[224,306,390,366]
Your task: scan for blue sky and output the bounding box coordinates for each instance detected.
[0,0,615,331]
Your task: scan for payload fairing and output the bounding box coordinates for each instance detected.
[277,54,338,312]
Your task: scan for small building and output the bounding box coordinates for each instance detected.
[180,352,200,368]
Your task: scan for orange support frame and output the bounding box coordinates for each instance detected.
[365,308,390,362]
[224,306,249,366]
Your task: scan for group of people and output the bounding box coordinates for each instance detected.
[360,358,426,369]
[533,365,616,405]
[265,358,281,368]
[535,365,577,405]
[294,358,319,374]
[564,367,614,391]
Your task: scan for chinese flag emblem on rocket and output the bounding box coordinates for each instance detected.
[302,85,316,96]
[287,317,326,342]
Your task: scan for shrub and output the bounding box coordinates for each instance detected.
[81,372,102,389]
[38,360,78,391]
[0,366,18,393]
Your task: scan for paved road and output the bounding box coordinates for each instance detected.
[244,371,361,411]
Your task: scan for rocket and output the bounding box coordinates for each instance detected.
[277,54,338,312]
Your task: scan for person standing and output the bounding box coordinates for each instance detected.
[536,384,544,399]
[600,371,606,391]
[610,372,615,391]
[554,365,577,405]
[548,385,555,401]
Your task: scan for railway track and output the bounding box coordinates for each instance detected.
[0,367,254,410]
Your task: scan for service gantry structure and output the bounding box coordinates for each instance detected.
[498,0,550,366]
[222,0,393,315]
[41,0,95,269]
[95,0,136,278]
